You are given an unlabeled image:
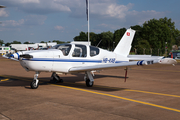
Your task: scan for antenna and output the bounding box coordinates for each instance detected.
[96,39,102,47]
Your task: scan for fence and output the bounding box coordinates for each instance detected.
[131,48,171,56]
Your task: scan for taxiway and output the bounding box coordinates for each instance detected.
[0,55,180,120]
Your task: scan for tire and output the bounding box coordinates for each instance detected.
[59,78,63,83]
[30,80,39,89]
[53,75,59,81]
[52,76,63,83]
[86,79,93,87]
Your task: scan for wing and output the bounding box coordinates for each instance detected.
[69,61,142,72]
[69,58,177,73]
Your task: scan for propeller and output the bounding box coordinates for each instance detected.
[4,53,13,57]
[20,54,33,59]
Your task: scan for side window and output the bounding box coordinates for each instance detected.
[56,44,71,56]
[90,46,99,57]
[72,45,87,57]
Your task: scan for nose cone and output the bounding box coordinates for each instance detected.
[12,52,22,60]
[2,52,22,61]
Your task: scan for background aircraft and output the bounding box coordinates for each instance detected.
[3,29,177,89]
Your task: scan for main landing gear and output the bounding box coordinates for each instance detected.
[30,71,94,89]
[30,71,39,89]
[84,71,94,87]
[50,72,63,83]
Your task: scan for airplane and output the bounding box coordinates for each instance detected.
[3,28,177,89]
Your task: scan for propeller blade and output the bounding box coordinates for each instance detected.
[20,54,33,59]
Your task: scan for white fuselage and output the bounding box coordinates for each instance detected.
[14,44,129,73]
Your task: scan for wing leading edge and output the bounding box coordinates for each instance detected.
[69,60,152,72]
[69,58,177,73]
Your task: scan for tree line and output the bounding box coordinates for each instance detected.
[74,17,180,55]
[1,17,180,55]
[0,40,70,46]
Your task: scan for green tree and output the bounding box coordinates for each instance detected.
[90,32,98,46]
[101,31,113,50]
[142,17,179,51]
[176,36,180,46]
[23,41,34,44]
[0,39,4,46]
[5,42,11,46]
[113,28,126,47]
[11,41,21,44]
[52,40,66,44]
[24,42,29,44]
[74,31,87,41]
[72,17,180,52]
[94,33,103,47]
[40,41,45,43]
[136,39,151,54]
[130,25,143,49]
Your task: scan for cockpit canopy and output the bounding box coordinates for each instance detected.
[52,44,71,56]
[52,43,100,57]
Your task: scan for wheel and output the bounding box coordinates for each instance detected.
[52,76,63,83]
[86,79,93,87]
[59,78,63,83]
[30,80,39,89]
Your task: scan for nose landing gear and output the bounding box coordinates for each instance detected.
[84,71,94,87]
[30,72,39,89]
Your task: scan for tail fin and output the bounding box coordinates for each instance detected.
[113,28,135,56]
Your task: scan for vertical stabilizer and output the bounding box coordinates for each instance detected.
[113,28,135,56]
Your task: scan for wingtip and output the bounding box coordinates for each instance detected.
[159,58,177,65]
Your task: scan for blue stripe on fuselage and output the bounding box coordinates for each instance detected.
[22,58,102,63]
[115,61,127,63]
[22,58,127,63]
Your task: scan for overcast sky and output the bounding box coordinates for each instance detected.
[0,0,180,43]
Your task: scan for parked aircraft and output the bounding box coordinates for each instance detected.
[3,28,177,89]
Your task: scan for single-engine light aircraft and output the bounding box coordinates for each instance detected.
[3,28,177,89]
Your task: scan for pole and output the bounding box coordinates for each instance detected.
[88,0,90,45]
[0,5,6,24]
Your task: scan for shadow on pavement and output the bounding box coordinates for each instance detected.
[0,74,128,92]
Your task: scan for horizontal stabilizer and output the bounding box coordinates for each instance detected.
[128,55,163,61]
[159,58,177,65]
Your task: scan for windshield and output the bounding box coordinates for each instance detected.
[52,44,72,56]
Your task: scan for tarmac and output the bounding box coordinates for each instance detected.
[0,55,180,120]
